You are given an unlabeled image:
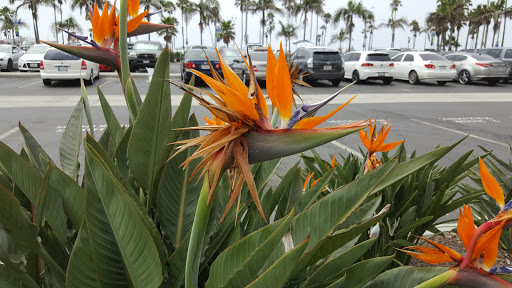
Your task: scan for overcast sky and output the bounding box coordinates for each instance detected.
[2,0,510,50]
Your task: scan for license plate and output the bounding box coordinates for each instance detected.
[143,60,150,63]
[201,65,210,69]
[378,72,385,77]
[324,65,332,71]
[439,66,446,70]
[57,67,68,71]
[29,63,38,68]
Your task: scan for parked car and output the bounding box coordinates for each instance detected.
[231,50,268,85]
[391,51,456,85]
[375,48,402,59]
[342,51,394,84]
[477,47,512,81]
[40,48,100,86]
[181,49,222,84]
[444,52,509,85]
[18,44,50,72]
[291,46,344,86]
[221,47,245,66]
[0,44,24,71]
[129,41,163,72]
[20,41,35,51]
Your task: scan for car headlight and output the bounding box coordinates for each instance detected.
[307,58,313,69]
[129,52,137,58]
[19,58,25,63]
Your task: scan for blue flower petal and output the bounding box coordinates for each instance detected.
[287,110,301,129]
[500,266,512,273]
[504,200,512,211]
[489,267,497,274]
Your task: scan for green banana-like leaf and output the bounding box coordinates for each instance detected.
[0,142,69,238]
[125,77,139,123]
[0,227,37,288]
[59,98,83,180]
[97,87,123,150]
[207,209,295,288]
[292,160,396,251]
[127,49,172,209]
[85,142,163,288]
[48,164,85,230]
[0,185,38,248]
[0,264,25,288]
[326,275,346,288]
[113,125,133,179]
[305,238,378,287]
[169,76,194,145]
[165,232,191,288]
[245,236,310,288]
[295,169,335,213]
[18,123,51,173]
[158,115,200,248]
[362,267,449,288]
[337,255,394,288]
[80,79,94,138]
[339,196,381,229]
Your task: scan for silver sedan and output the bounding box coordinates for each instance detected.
[444,53,510,85]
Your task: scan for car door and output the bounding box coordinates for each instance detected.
[391,54,404,79]
[401,54,414,77]
[12,46,23,65]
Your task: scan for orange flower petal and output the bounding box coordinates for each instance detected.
[406,246,446,255]
[369,125,390,152]
[417,236,462,260]
[397,248,456,264]
[293,95,357,129]
[304,171,314,190]
[479,158,505,208]
[379,140,404,152]
[359,130,371,150]
[204,116,215,126]
[311,178,321,187]
[473,221,505,270]
[457,204,476,252]
[273,43,293,126]
[127,10,149,33]
[128,0,140,17]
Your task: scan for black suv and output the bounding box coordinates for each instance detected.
[291,47,344,86]
[129,41,163,72]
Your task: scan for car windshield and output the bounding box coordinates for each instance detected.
[27,45,49,54]
[472,54,497,61]
[187,50,220,61]
[366,54,391,61]
[481,49,502,59]
[134,43,162,51]
[249,52,267,61]
[0,46,10,53]
[222,49,240,57]
[44,50,79,60]
[419,54,447,61]
[313,52,341,61]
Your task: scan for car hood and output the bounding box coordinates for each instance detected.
[133,49,160,54]
[20,54,44,61]
[0,52,10,58]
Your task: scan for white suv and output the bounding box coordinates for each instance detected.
[342,51,394,84]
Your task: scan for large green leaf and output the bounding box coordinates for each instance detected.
[0,185,38,248]
[362,267,448,288]
[127,49,172,209]
[207,210,295,288]
[97,87,123,150]
[81,78,94,137]
[85,142,163,288]
[113,125,133,179]
[169,77,194,144]
[59,98,83,180]
[18,123,51,173]
[165,232,191,288]
[338,255,394,288]
[0,227,38,288]
[245,237,310,288]
[158,115,200,248]
[0,265,24,288]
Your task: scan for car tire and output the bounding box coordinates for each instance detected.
[43,79,52,86]
[437,81,447,86]
[20,69,27,72]
[487,79,499,86]
[6,59,13,72]
[96,70,100,79]
[242,72,249,86]
[331,79,341,87]
[382,78,393,85]
[130,65,136,72]
[351,71,360,83]
[408,71,419,84]
[458,70,471,84]
[85,70,94,85]
[183,73,190,84]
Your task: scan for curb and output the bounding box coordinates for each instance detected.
[0,72,182,79]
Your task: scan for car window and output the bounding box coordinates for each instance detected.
[419,54,447,61]
[0,46,10,53]
[13,47,19,53]
[455,55,468,61]
[366,53,391,61]
[444,55,455,61]
[480,49,501,59]
[472,54,496,61]
[249,52,267,61]
[342,53,351,61]
[392,54,404,61]
[187,50,219,60]
[44,49,80,60]
[350,53,361,61]
[222,49,240,57]
[504,49,512,59]
[27,45,49,54]
[134,42,162,51]
[403,54,414,62]
[313,52,341,61]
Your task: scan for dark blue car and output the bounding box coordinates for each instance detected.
[181,49,223,84]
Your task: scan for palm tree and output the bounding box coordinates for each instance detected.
[409,20,421,49]
[266,12,275,46]
[361,9,373,50]
[426,10,448,50]
[277,20,297,53]
[9,0,45,43]
[0,7,27,44]
[177,0,190,49]
[292,0,322,41]
[44,0,61,43]
[489,0,505,47]
[379,17,408,48]
[311,0,323,44]
[53,17,82,44]
[333,0,363,52]
[206,0,220,47]
[220,19,236,47]
[70,0,108,20]
[330,29,347,51]
[322,12,330,45]
[250,0,282,44]
[281,0,295,20]
[140,0,163,40]
[234,0,247,46]
[182,1,197,48]
[320,24,326,45]
[158,16,179,48]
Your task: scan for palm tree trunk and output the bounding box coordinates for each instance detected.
[465,26,470,50]
[303,12,307,40]
[502,0,508,47]
[492,28,496,47]
[348,29,352,52]
[262,11,266,44]
[244,3,248,46]
[240,3,244,46]
[413,35,416,49]
[60,3,63,44]
[315,13,319,45]
[53,5,58,43]
[309,11,313,42]
[31,12,38,43]
[200,23,203,45]
[181,12,185,48]
[483,24,490,48]
[456,29,461,51]
[475,26,480,49]
[391,27,395,48]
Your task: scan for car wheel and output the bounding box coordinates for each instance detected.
[43,79,52,86]
[130,65,136,72]
[6,59,13,72]
[382,78,393,85]
[458,70,471,84]
[351,71,360,83]
[85,70,94,85]
[437,81,447,86]
[487,79,499,86]
[331,79,341,87]
[183,73,190,84]
[242,72,249,86]
[96,70,100,79]
[20,69,27,72]
[408,71,419,84]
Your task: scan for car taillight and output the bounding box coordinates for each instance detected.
[475,63,493,68]
[40,61,44,70]
[505,63,509,68]
[450,64,456,69]
[81,60,87,70]
[389,63,394,67]
[253,65,259,72]
[424,64,436,69]
[185,62,196,68]
[214,63,221,69]
[361,63,373,67]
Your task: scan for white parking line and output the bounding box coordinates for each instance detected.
[0,127,18,140]
[330,140,364,159]
[17,80,42,89]
[99,79,113,88]
[410,119,508,147]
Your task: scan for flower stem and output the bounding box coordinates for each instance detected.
[415,269,456,288]
[461,220,501,268]
[185,177,214,288]
[119,0,130,87]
